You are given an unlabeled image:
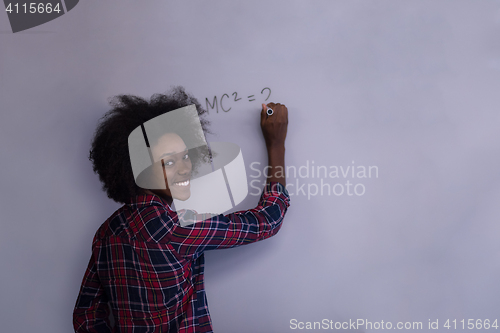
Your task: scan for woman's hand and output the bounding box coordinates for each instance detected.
[260,103,288,186]
[261,103,288,149]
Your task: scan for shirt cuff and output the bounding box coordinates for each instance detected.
[264,181,290,200]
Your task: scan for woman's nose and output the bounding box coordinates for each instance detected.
[177,159,191,175]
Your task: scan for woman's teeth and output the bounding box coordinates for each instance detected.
[174,180,190,187]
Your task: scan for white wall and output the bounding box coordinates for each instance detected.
[1,1,500,332]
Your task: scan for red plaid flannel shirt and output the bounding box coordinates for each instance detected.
[73,182,290,333]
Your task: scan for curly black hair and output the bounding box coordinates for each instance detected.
[89,86,211,204]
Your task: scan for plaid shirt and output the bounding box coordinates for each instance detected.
[73,182,290,333]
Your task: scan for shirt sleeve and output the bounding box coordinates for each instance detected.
[168,181,290,258]
[73,246,112,333]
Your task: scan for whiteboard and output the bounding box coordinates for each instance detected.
[1,1,500,332]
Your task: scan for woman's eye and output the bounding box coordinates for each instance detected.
[164,160,174,166]
[183,153,189,159]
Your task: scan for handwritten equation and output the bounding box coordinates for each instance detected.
[205,87,271,114]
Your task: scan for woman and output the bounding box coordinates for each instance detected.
[73,87,289,333]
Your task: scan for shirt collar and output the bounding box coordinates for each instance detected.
[127,193,172,211]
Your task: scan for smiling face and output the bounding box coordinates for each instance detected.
[150,133,192,203]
